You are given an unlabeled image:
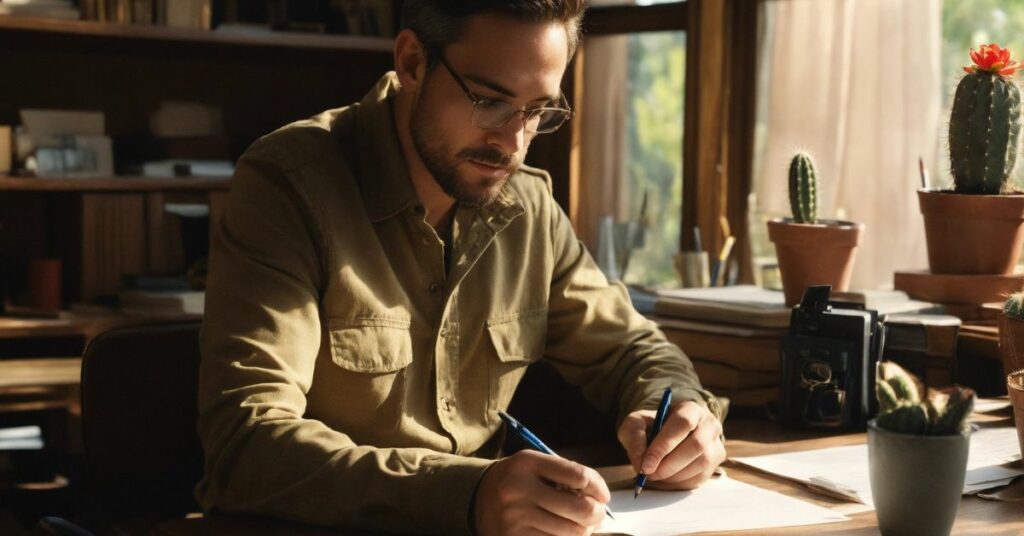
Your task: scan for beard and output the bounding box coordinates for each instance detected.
[410,95,521,208]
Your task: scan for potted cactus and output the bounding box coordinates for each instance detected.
[999,291,1024,375]
[920,43,1024,274]
[767,152,865,306]
[868,361,976,536]
[1007,370,1024,459]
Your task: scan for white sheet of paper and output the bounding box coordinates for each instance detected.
[732,426,1024,508]
[596,474,847,536]
[973,398,1011,414]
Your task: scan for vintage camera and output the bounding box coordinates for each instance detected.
[780,286,884,431]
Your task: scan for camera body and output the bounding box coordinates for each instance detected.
[780,286,884,431]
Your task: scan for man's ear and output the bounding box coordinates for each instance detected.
[394,29,428,91]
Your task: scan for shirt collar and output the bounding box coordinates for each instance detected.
[354,72,420,223]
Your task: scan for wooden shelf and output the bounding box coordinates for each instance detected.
[0,15,394,53]
[0,310,201,340]
[0,176,231,192]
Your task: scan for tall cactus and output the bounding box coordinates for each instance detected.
[949,43,1023,194]
[874,361,975,436]
[788,152,817,223]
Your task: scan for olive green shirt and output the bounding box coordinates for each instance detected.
[196,72,719,535]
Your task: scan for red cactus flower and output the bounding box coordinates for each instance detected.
[963,43,1021,76]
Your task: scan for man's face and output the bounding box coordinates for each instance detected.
[410,15,570,208]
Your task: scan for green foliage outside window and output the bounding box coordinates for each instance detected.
[623,31,686,288]
[940,0,1024,189]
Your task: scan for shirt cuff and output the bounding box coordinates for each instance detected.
[415,455,496,536]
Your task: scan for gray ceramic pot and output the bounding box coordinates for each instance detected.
[867,420,970,536]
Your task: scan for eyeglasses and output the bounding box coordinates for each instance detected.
[437,55,574,135]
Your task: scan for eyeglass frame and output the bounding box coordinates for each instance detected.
[435,54,575,135]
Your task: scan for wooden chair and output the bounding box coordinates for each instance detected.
[79,322,204,526]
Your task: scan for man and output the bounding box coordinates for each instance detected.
[196,1,726,535]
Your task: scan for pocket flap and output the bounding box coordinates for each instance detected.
[328,318,413,373]
[486,309,548,363]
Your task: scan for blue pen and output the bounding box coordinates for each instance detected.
[634,387,673,499]
[497,411,615,520]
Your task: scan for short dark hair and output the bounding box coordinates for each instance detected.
[401,0,586,66]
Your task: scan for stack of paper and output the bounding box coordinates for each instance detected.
[597,474,847,536]
[731,426,1024,509]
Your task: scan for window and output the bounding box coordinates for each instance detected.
[576,2,687,288]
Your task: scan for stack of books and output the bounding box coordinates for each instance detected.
[640,285,944,410]
[647,286,790,410]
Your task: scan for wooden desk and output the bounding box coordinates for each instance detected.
[152,414,1024,535]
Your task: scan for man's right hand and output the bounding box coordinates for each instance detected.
[473,450,611,536]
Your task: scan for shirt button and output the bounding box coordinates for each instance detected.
[439,328,448,338]
[429,282,442,293]
[440,397,453,411]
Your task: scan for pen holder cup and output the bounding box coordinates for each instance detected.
[674,251,710,288]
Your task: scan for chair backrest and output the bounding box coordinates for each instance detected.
[80,322,203,522]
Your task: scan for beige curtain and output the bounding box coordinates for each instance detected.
[753,0,943,290]
[575,4,632,252]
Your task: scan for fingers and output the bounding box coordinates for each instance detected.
[617,411,653,472]
[531,453,611,505]
[532,483,606,528]
[647,411,723,481]
[475,452,607,536]
[639,402,703,474]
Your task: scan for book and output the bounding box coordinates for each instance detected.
[0,426,43,450]
[654,285,791,328]
[659,324,782,372]
[830,289,942,317]
[651,315,787,338]
[653,285,940,329]
[706,386,779,408]
[141,159,233,178]
[0,0,79,19]
[881,313,961,388]
[691,358,779,390]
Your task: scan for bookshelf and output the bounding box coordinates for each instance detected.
[0,13,396,324]
[0,176,230,192]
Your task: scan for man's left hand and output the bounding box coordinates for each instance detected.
[617,401,726,490]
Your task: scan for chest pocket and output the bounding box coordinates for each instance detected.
[329,318,413,372]
[317,318,413,433]
[486,308,547,418]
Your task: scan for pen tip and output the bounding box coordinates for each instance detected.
[634,486,643,499]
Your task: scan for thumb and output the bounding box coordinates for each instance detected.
[617,412,651,472]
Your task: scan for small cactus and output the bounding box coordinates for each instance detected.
[949,44,1023,194]
[788,152,818,224]
[875,361,975,436]
[1005,291,1024,320]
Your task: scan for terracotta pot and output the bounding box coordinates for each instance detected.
[918,189,1024,275]
[1008,371,1024,459]
[999,314,1024,376]
[767,218,864,307]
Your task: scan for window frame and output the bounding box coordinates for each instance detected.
[536,0,759,285]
